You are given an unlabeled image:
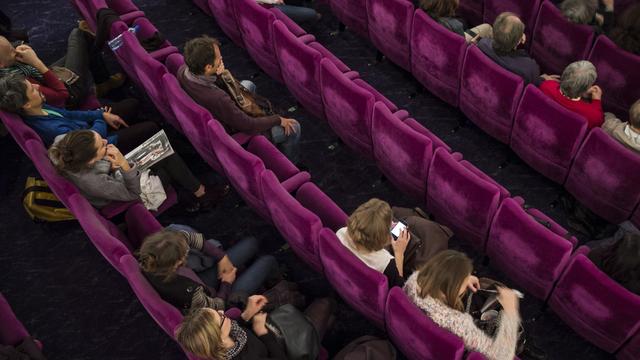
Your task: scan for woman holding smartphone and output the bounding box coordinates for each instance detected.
[336,198,453,287]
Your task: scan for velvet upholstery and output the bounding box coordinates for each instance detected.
[529,1,596,74]
[164,53,185,76]
[24,139,79,204]
[319,58,376,158]
[260,170,324,272]
[273,21,325,119]
[588,35,640,118]
[564,128,640,224]
[129,17,177,62]
[385,287,466,360]
[371,102,433,200]
[0,110,43,154]
[457,0,484,26]
[366,0,414,71]
[352,78,400,114]
[548,246,640,353]
[487,198,574,300]
[411,9,466,106]
[618,329,640,360]
[510,85,588,184]
[404,118,452,152]
[426,148,503,252]
[318,228,388,329]
[483,0,541,46]
[190,0,212,16]
[233,0,284,83]
[295,183,349,232]
[307,42,355,75]
[99,187,177,219]
[246,136,308,186]
[124,202,163,250]
[0,293,30,346]
[106,0,140,14]
[460,46,525,144]
[206,0,245,48]
[329,0,369,38]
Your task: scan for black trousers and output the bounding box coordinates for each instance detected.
[151,153,201,194]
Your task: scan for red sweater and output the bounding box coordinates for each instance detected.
[539,80,604,129]
[27,70,69,108]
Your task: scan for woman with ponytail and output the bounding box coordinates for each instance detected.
[336,198,452,287]
[48,129,229,212]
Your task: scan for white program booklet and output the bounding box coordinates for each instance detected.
[125,129,174,171]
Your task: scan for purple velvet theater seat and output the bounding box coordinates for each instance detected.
[510,85,589,184]
[588,35,640,118]
[123,202,163,250]
[564,128,640,224]
[371,102,433,200]
[618,328,640,360]
[0,293,30,347]
[404,118,452,152]
[191,0,212,16]
[0,111,43,154]
[460,46,525,144]
[385,287,466,360]
[295,182,349,232]
[411,9,467,106]
[260,170,324,272]
[457,0,484,26]
[529,1,596,74]
[71,0,144,32]
[318,228,388,328]
[483,0,541,47]
[329,0,369,38]
[426,148,505,252]
[487,198,575,300]
[24,139,80,204]
[548,246,640,353]
[164,53,185,76]
[207,0,244,47]
[366,0,414,71]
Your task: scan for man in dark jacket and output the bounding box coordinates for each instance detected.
[177,36,301,163]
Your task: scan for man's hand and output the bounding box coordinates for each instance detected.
[541,74,560,81]
[279,117,299,136]
[15,45,47,73]
[602,0,614,12]
[102,107,129,129]
[219,267,237,284]
[252,312,269,336]
[241,295,268,321]
[588,85,603,100]
[217,255,236,278]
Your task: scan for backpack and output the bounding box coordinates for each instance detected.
[22,177,75,222]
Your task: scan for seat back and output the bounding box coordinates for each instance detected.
[206,0,245,47]
[261,170,324,272]
[165,53,185,76]
[0,293,29,346]
[371,102,433,200]
[548,247,640,352]
[70,0,107,31]
[588,35,640,118]
[329,0,369,38]
[366,0,414,71]
[295,183,348,232]
[426,148,503,252]
[410,9,466,106]
[385,287,466,360]
[320,59,376,157]
[24,139,80,204]
[1,110,44,154]
[233,0,282,82]
[124,202,163,250]
[618,328,640,360]
[458,0,484,26]
[483,0,541,46]
[459,45,525,144]
[565,128,640,224]
[318,228,388,328]
[273,21,325,119]
[530,1,595,74]
[510,85,588,184]
[487,198,574,300]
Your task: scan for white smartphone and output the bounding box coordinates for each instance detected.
[390,221,407,240]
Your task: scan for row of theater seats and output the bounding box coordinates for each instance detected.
[0,293,42,354]
[327,0,640,226]
[0,0,617,358]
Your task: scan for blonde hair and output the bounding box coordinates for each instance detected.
[347,198,393,252]
[416,250,473,311]
[138,230,189,281]
[175,308,225,359]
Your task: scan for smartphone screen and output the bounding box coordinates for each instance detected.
[391,221,407,239]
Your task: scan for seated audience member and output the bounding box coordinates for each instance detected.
[336,198,452,287]
[0,74,157,152]
[588,232,640,295]
[138,228,278,313]
[609,3,640,55]
[560,0,614,33]
[48,129,229,212]
[539,60,604,129]
[404,250,521,360]
[176,296,335,359]
[178,36,302,163]
[418,0,493,42]
[0,28,123,108]
[258,0,320,24]
[602,99,640,153]
[477,12,558,86]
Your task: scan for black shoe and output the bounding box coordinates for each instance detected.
[521,343,547,360]
[196,184,231,212]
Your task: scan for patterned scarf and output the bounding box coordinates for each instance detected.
[183,67,218,88]
[225,320,248,359]
[0,62,43,80]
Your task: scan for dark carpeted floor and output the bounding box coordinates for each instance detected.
[0,0,614,359]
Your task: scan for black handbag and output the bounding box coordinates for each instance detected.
[266,304,320,360]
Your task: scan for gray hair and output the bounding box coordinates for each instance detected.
[492,12,525,55]
[560,0,597,25]
[560,61,597,99]
[0,73,29,113]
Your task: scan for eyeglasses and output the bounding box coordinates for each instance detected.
[218,311,227,329]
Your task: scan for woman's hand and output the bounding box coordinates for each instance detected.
[467,275,480,293]
[219,267,237,284]
[217,255,236,279]
[102,107,129,129]
[497,287,520,316]
[252,312,269,336]
[105,144,130,171]
[391,228,410,256]
[241,295,268,321]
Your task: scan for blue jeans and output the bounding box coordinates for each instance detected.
[197,236,279,294]
[274,4,318,24]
